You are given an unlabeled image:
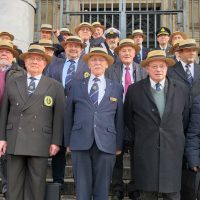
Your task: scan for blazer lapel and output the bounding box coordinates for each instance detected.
[22,76,51,111]
[114,64,123,84]
[174,62,188,83]
[15,75,29,103]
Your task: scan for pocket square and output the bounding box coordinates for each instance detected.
[110,97,117,102]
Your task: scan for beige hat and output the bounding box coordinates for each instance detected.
[19,45,52,64]
[75,22,94,34]
[83,47,114,66]
[41,24,53,32]
[61,36,86,48]
[169,40,182,54]
[39,39,55,50]
[60,28,73,35]
[176,39,199,51]
[114,38,140,54]
[130,29,146,40]
[140,50,176,67]
[169,31,187,45]
[92,22,105,30]
[0,40,18,57]
[0,32,14,41]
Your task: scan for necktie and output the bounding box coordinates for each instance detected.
[125,66,132,93]
[185,64,193,85]
[155,82,161,91]
[27,77,36,94]
[65,60,76,86]
[90,77,99,107]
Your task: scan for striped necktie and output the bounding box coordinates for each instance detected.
[156,82,161,91]
[185,64,193,85]
[65,60,76,86]
[27,77,36,95]
[89,77,100,107]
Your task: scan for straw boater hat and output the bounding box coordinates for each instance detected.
[39,39,55,50]
[0,31,14,41]
[60,28,73,36]
[0,40,18,57]
[140,50,176,67]
[83,47,114,66]
[169,40,182,54]
[130,29,146,40]
[92,22,105,30]
[75,22,94,34]
[169,31,187,45]
[40,24,53,32]
[176,39,199,51]
[19,45,52,64]
[61,36,86,48]
[114,38,140,55]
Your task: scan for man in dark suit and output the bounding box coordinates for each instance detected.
[45,36,90,189]
[129,29,149,64]
[124,50,189,200]
[106,38,147,200]
[0,40,25,198]
[64,47,124,200]
[0,44,65,200]
[168,39,200,200]
[155,27,172,56]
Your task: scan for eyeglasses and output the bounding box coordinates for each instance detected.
[27,57,45,62]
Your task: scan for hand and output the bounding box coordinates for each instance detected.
[49,144,60,156]
[192,166,199,172]
[66,147,71,153]
[116,150,122,155]
[53,29,60,37]
[0,141,7,157]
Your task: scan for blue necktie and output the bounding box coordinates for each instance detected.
[156,83,161,91]
[65,60,76,86]
[27,77,36,95]
[185,64,193,85]
[90,77,100,107]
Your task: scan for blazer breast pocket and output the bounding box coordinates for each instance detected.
[6,124,13,130]
[71,124,82,133]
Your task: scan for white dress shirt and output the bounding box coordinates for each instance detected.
[27,73,42,89]
[150,78,165,91]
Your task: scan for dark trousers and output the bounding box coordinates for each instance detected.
[139,191,180,200]
[7,154,48,200]
[71,143,116,200]
[0,155,7,194]
[52,146,66,186]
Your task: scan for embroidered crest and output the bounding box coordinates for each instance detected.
[44,96,53,107]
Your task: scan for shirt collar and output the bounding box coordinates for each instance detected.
[180,60,194,68]
[65,57,79,63]
[27,73,42,80]
[123,63,132,69]
[0,64,11,72]
[90,73,105,82]
[150,77,165,90]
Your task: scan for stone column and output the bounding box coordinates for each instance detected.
[0,0,36,51]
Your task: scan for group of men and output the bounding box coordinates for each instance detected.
[0,21,199,200]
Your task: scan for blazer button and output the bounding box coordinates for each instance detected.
[94,124,96,128]
[32,128,35,132]
[20,114,23,117]
[34,115,37,119]
[16,102,19,106]
[152,108,155,112]
[18,127,22,130]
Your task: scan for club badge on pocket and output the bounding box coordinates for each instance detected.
[44,96,53,107]
[110,97,117,102]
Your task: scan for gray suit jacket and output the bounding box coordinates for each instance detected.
[0,75,65,157]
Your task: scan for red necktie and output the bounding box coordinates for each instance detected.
[125,66,132,93]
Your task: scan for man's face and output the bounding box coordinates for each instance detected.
[45,47,54,57]
[40,30,52,40]
[105,37,119,50]
[78,27,92,41]
[0,48,14,66]
[118,46,136,65]
[0,35,11,41]
[146,60,168,82]
[171,34,184,45]
[133,34,144,45]
[92,27,104,39]
[24,54,47,76]
[61,33,70,41]
[157,34,170,46]
[88,55,108,77]
[179,48,197,64]
[64,42,82,60]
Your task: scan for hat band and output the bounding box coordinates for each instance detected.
[148,55,166,59]
[120,42,135,46]
[40,43,54,47]
[28,49,45,54]
[179,44,197,49]
[41,28,52,31]
[90,50,107,54]
[67,38,82,43]
[0,45,13,49]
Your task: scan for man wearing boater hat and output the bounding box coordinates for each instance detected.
[124,50,189,200]
[0,40,25,198]
[0,44,65,200]
[168,39,200,200]
[64,47,124,200]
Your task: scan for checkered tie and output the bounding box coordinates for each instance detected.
[185,64,193,85]
[65,60,76,86]
[27,77,36,95]
[89,77,100,107]
[156,82,161,91]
